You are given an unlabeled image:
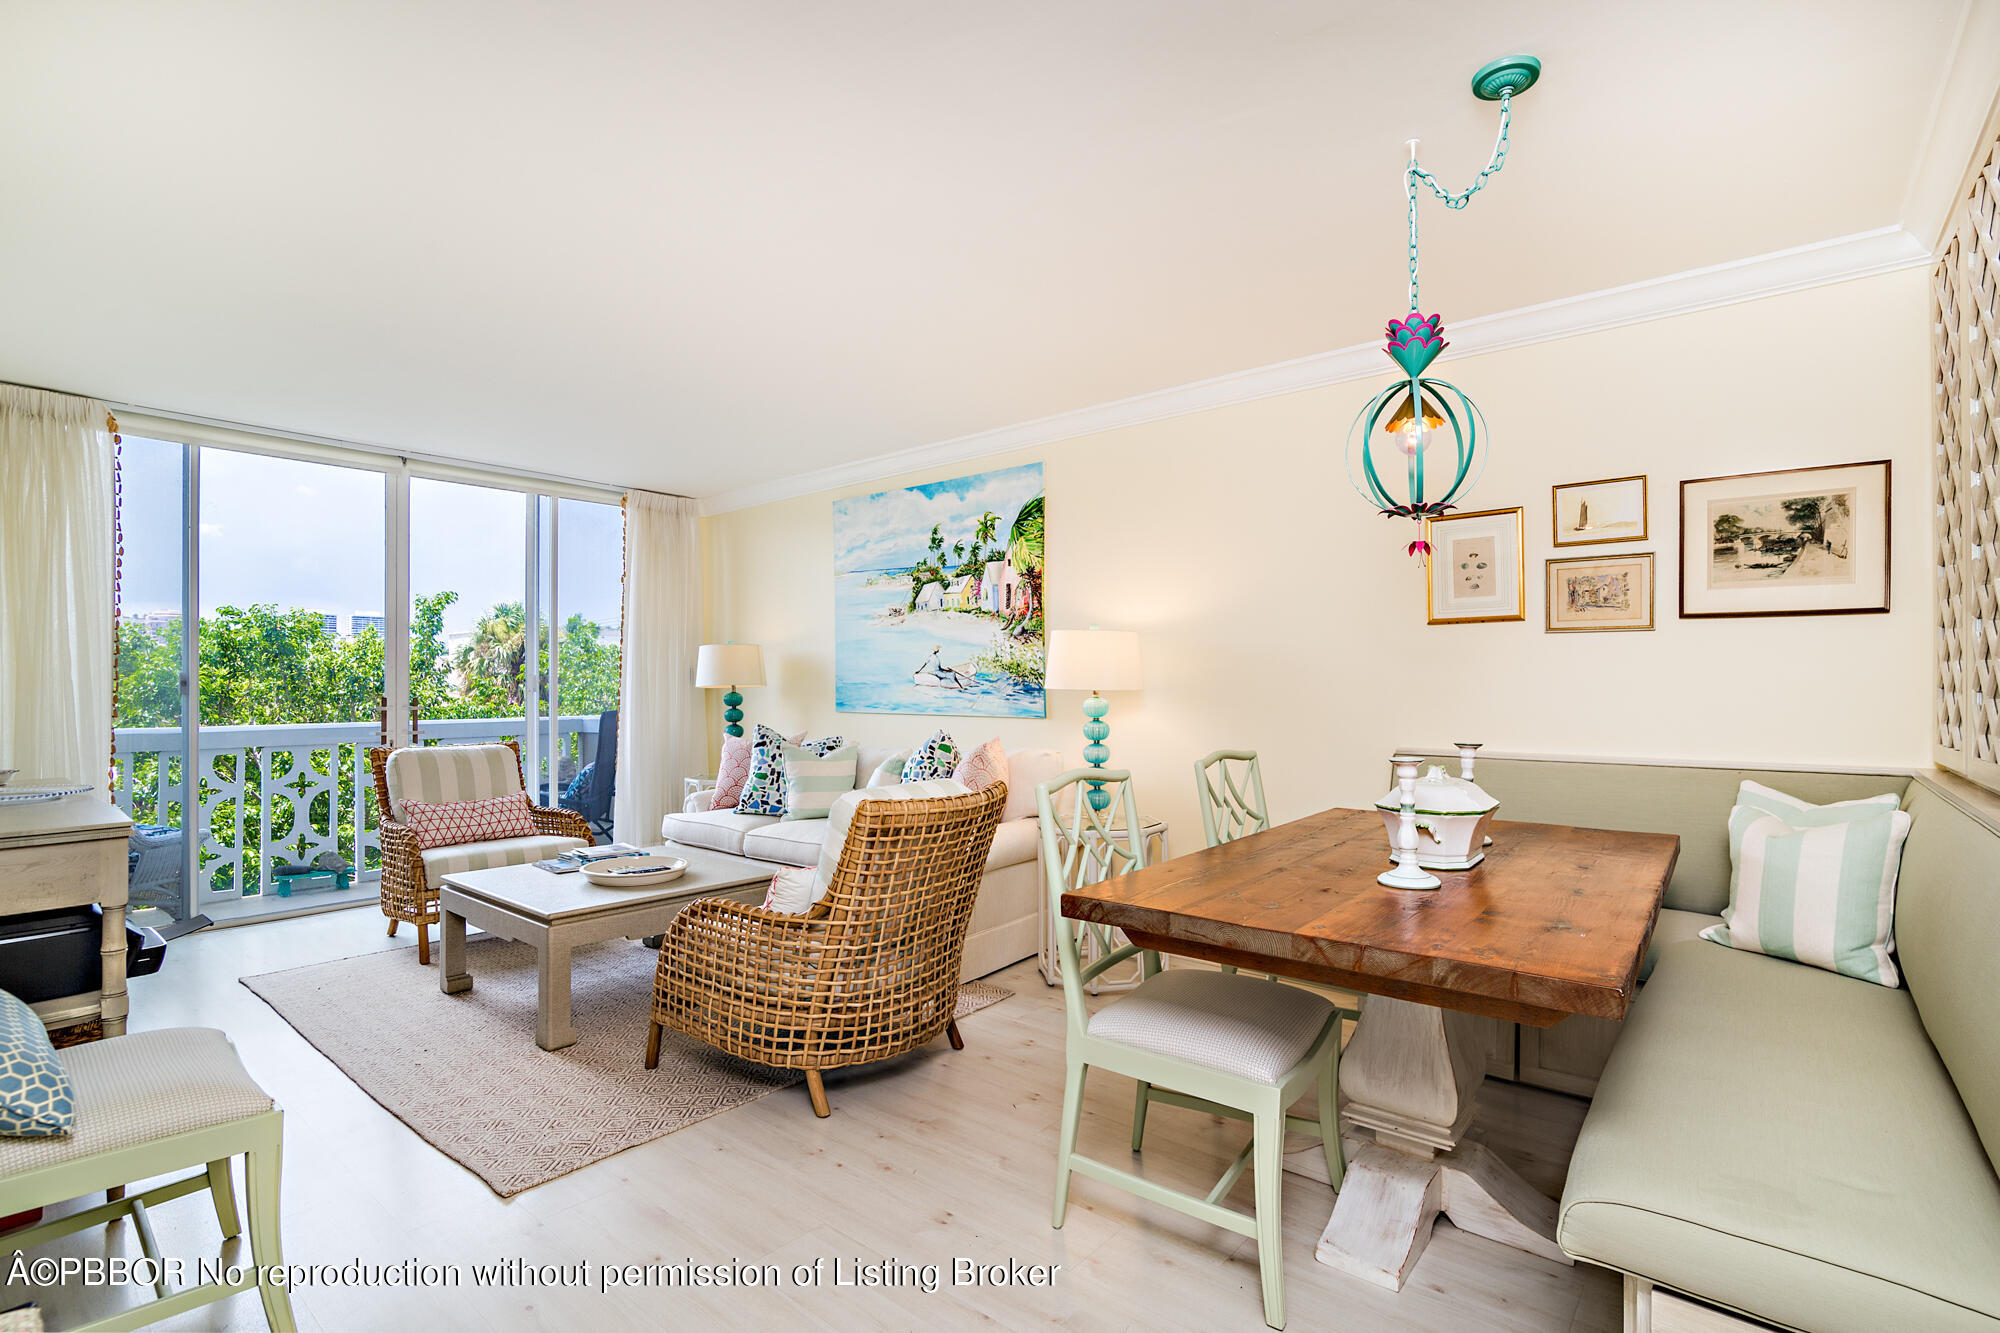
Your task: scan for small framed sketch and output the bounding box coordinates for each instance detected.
[1679,461,1891,618]
[1552,474,1647,546]
[1547,553,1654,632]
[1424,507,1526,624]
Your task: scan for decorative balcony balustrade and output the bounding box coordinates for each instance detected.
[110,715,605,912]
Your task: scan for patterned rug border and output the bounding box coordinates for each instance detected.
[240,938,1011,1196]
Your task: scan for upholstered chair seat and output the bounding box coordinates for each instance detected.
[1087,969,1338,1086]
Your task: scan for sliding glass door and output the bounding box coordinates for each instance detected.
[111,434,194,924]
[111,428,622,922]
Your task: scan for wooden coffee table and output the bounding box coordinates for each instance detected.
[1063,807,1677,1292]
[438,844,775,1051]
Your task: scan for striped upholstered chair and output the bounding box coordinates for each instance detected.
[367,741,592,964]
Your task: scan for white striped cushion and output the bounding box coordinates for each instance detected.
[780,743,859,822]
[421,833,589,880]
[383,743,521,823]
[1700,780,1910,986]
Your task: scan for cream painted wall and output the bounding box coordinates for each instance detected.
[701,268,1931,842]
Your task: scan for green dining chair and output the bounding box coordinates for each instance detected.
[1039,767,1345,1331]
[1195,748,1271,845]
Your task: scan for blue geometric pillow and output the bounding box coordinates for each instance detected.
[0,990,73,1137]
[738,725,847,816]
[899,730,958,783]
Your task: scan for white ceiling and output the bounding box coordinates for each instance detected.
[0,1,1974,498]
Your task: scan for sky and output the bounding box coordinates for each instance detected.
[831,462,1042,574]
[120,436,624,638]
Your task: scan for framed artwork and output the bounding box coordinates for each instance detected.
[832,461,1047,717]
[1546,553,1654,632]
[1552,474,1647,547]
[1679,461,1891,619]
[1424,507,1526,624]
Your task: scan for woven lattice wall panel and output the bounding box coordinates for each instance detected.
[1936,139,2000,779]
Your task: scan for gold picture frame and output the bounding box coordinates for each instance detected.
[1546,553,1655,632]
[1551,474,1648,547]
[1424,507,1526,624]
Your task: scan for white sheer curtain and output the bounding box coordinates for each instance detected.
[0,384,115,784]
[614,490,705,845]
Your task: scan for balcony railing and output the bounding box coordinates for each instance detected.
[110,715,605,913]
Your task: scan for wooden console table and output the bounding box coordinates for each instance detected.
[1064,806,1676,1292]
[0,794,134,1037]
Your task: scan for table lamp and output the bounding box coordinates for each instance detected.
[694,642,767,739]
[1045,627,1143,811]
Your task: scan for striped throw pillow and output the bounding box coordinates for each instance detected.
[1700,780,1910,986]
[780,743,860,821]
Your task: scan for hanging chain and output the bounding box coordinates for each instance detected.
[1406,88,1511,312]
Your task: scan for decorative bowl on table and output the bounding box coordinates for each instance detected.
[0,770,14,788]
[580,854,688,887]
[1374,764,1498,870]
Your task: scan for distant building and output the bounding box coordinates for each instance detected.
[127,610,182,635]
[312,612,337,636]
[349,614,386,637]
[943,576,976,610]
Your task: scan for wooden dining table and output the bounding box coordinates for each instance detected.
[1062,805,1677,1292]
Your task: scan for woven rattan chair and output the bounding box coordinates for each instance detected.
[649,783,1007,1117]
[367,740,592,965]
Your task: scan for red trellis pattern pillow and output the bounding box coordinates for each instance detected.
[402,791,538,849]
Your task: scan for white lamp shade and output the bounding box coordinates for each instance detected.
[1045,629,1142,693]
[695,643,766,688]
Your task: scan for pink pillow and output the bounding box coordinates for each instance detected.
[402,791,537,849]
[711,733,756,810]
[953,738,1010,794]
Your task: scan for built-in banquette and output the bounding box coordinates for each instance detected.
[1438,755,2000,1333]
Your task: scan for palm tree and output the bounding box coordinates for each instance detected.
[461,601,530,707]
[1006,495,1044,626]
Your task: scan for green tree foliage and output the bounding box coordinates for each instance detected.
[114,592,620,897]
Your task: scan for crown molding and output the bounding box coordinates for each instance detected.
[699,225,1933,515]
[1901,0,2000,252]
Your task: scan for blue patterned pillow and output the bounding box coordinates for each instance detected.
[739,725,847,816]
[900,730,959,783]
[0,990,72,1137]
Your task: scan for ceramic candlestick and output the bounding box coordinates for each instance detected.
[1379,755,1442,890]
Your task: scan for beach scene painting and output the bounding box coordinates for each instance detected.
[833,462,1045,717]
[1551,475,1647,546]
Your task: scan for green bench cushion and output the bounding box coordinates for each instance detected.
[1558,938,2000,1333]
[1639,908,1717,983]
[1897,781,2000,1169]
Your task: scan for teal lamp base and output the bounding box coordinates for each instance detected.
[1082,693,1111,811]
[722,687,744,739]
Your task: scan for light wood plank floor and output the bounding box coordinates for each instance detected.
[5,908,1620,1331]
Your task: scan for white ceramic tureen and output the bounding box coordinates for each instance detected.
[1374,761,1499,870]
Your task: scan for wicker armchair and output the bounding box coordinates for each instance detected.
[650,783,1007,1117]
[367,740,592,964]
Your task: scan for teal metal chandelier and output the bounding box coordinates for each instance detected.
[1346,55,1540,555]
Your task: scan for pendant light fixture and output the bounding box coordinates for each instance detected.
[1346,55,1541,556]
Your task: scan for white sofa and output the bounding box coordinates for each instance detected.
[663,744,1062,980]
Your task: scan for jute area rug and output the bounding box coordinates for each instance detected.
[242,936,1010,1196]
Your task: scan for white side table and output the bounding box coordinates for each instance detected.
[683,775,717,804]
[1040,818,1169,993]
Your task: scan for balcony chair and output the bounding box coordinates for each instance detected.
[648,783,1006,1117]
[367,740,592,964]
[0,1026,295,1331]
[558,708,618,840]
[1041,767,1346,1332]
